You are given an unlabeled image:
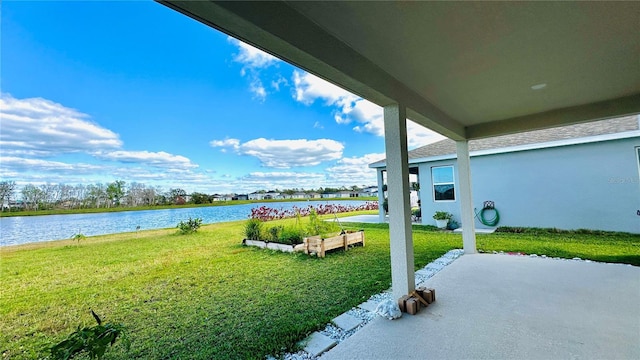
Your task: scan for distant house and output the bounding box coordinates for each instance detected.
[338,191,357,198]
[291,192,307,199]
[264,191,280,200]
[233,194,249,201]
[359,186,379,197]
[308,192,321,199]
[212,194,233,202]
[248,192,264,200]
[321,192,338,199]
[2,200,24,211]
[370,116,640,234]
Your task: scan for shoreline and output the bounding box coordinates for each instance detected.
[0,197,378,218]
[0,207,379,249]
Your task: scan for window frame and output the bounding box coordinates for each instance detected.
[431,165,456,202]
[636,147,640,185]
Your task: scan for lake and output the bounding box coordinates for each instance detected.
[0,200,373,246]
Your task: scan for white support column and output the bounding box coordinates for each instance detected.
[384,104,415,301]
[377,169,386,223]
[456,140,477,254]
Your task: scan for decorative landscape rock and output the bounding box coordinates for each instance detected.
[242,230,364,257]
[374,299,402,320]
[242,239,302,253]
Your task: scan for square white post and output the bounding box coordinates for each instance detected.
[456,140,477,254]
[384,104,415,300]
[377,169,386,222]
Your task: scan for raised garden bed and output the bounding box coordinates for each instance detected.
[303,230,365,258]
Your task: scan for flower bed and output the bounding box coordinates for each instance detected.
[243,207,368,257]
[249,202,378,221]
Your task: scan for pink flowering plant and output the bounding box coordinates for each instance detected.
[245,202,377,245]
[248,202,378,222]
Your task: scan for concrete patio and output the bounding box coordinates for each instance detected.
[321,254,640,360]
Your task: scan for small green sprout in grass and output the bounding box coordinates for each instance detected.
[50,309,130,360]
[71,232,86,243]
[177,217,203,234]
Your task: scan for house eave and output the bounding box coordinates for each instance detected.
[369,130,640,169]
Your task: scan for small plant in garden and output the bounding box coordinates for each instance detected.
[306,209,340,238]
[177,217,203,234]
[244,218,264,240]
[50,310,129,360]
[432,211,452,220]
[278,226,304,245]
[267,225,283,242]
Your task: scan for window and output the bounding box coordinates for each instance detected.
[432,166,455,201]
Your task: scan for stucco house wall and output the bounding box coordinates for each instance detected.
[418,137,640,233]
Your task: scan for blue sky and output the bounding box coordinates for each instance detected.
[1,1,443,194]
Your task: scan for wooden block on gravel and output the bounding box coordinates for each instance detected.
[405,297,419,315]
[398,295,410,312]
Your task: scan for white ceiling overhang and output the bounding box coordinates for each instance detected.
[158,1,640,140]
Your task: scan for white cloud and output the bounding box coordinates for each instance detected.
[0,93,122,157]
[0,93,205,190]
[240,138,344,168]
[210,138,240,149]
[230,38,279,69]
[249,78,267,102]
[271,76,288,91]
[349,100,384,135]
[93,150,198,169]
[0,155,222,194]
[325,153,385,185]
[0,156,103,174]
[210,137,344,169]
[406,121,447,148]
[292,70,358,107]
[238,171,327,192]
[229,38,281,101]
[291,72,446,148]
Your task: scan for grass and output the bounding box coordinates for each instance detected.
[1,216,638,359]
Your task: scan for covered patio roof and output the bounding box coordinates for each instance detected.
[159,1,640,302]
[159,1,640,140]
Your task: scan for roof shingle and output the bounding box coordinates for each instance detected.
[371,116,639,167]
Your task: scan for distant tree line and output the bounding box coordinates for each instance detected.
[0,180,190,211]
[0,180,374,212]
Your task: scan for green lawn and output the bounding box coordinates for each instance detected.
[1,216,638,359]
